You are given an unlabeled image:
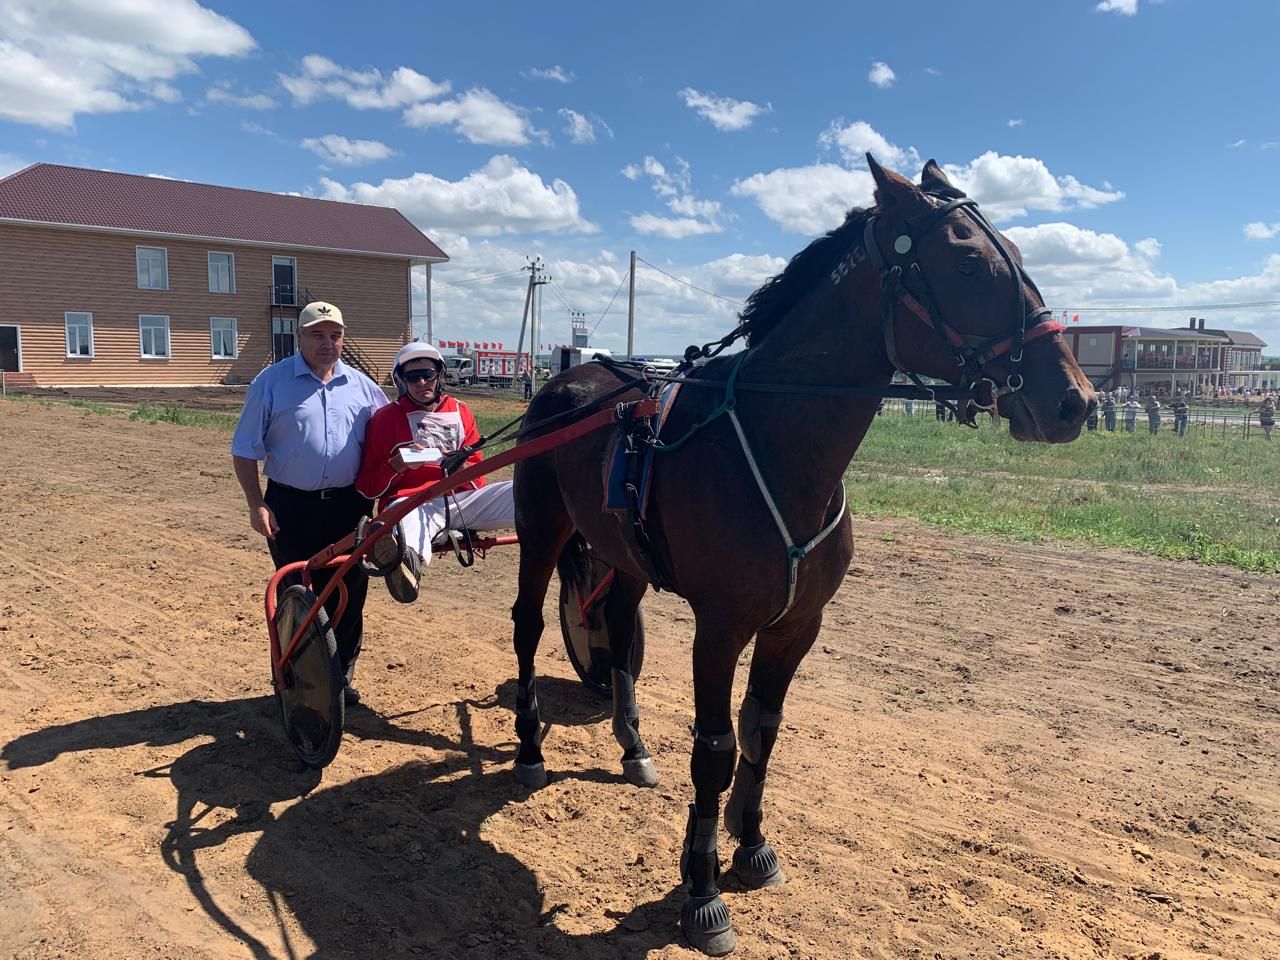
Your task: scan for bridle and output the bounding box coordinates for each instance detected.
[858,195,1064,422]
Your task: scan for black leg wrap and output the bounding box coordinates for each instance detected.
[724,758,765,841]
[691,727,737,794]
[611,669,642,751]
[679,804,721,890]
[738,693,783,765]
[513,678,546,786]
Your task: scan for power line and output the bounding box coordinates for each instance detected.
[1058,298,1280,314]
[590,267,631,338]
[435,268,526,288]
[636,256,744,306]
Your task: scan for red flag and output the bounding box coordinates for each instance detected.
[1072,314,1079,323]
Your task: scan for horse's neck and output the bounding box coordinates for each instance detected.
[732,274,892,513]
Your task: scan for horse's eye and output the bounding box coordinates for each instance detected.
[957,261,978,277]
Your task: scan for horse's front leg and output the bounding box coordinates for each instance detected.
[604,569,658,787]
[724,611,823,889]
[679,622,747,956]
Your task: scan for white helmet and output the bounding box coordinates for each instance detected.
[393,341,446,395]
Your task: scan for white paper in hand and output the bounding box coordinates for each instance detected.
[400,446,443,466]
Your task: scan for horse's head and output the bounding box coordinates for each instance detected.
[866,154,1094,442]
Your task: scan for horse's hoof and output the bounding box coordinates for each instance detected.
[680,894,736,956]
[622,756,660,788]
[731,841,785,889]
[514,762,547,789]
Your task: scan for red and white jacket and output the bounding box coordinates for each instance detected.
[356,393,485,503]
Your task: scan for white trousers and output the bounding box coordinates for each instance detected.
[393,480,516,565]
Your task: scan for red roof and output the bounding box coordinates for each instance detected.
[0,163,448,262]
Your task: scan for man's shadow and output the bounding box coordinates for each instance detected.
[3,678,684,959]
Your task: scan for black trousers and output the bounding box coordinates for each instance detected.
[265,481,373,677]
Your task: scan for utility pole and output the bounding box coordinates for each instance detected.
[515,256,550,387]
[627,250,636,359]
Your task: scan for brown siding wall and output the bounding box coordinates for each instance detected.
[0,224,412,387]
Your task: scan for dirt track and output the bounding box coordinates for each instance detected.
[1,400,1277,960]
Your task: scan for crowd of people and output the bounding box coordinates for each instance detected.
[1085,386,1277,439]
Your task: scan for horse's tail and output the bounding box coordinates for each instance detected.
[556,531,590,593]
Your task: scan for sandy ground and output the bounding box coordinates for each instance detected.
[1,400,1277,960]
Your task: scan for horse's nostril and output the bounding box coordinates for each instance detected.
[1060,388,1092,423]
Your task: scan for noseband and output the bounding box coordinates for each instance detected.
[861,196,1064,420]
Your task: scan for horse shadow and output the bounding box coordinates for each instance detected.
[2,680,682,959]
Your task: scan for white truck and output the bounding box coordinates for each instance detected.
[443,348,531,387]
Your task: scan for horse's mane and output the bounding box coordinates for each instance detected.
[739,206,874,348]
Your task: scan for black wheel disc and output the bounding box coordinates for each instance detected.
[560,554,645,697]
[273,584,344,768]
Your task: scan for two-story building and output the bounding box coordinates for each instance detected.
[1065,318,1269,395]
[0,163,448,388]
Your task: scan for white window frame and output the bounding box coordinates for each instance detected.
[64,311,94,358]
[210,317,238,360]
[136,245,169,290]
[208,251,236,294]
[139,314,171,359]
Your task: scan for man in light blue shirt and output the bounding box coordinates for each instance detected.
[232,301,388,704]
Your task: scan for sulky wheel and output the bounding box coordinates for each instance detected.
[559,553,645,697]
[272,584,344,768]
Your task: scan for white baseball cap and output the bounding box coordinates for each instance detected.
[299,301,344,328]
[394,341,444,368]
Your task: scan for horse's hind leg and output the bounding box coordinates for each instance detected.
[510,459,573,790]
[723,611,824,890]
[603,570,658,787]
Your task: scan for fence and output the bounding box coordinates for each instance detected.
[878,398,1276,441]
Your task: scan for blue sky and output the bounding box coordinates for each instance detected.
[3,0,1279,355]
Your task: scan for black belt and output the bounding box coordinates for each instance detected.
[268,480,357,501]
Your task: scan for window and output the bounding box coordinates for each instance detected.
[1087,337,1097,347]
[210,317,237,359]
[139,315,170,358]
[136,246,168,289]
[65,312,93,358]
[208,252,236,293]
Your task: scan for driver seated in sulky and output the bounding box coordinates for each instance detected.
[356,342,515,602]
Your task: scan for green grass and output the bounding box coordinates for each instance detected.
[128,403,239,431]
[847,416,1280,572]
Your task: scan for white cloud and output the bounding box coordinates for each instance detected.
[940,151,1124,221]
[0,153,28,179]
[734,121,1123,234]
[1245,222,1280,240]
[403,88,541,146]
[629,214,721,239]
[732,163,873,235]
[301,134,396,167]
[924,67,942,76]
[868,62,896,89]
[526,65,573,83]
[1227,138,1247,149]
[1096,0,1139,14]
[0,0,255,129]
[1007,118,1024,128]
[624,155,724,238]
[417,240,786,353]
[279,55,449,109]
[820,120,917,171]
[559,108,597,144]
[241,120,282,141]
[206,83,276,110]
[678,87,770,132]
[319,155,596,236]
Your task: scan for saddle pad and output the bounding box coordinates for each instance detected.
[603,378,684,516]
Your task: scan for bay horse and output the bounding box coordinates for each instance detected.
[509,155,1095,954]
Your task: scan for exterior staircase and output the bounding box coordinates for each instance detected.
[0,371,37,391]
[341,336,382,385]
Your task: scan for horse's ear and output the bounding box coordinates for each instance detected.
[867,152,930,218]
[920,159,966,199]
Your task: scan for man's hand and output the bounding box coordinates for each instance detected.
[250,504,279,539]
